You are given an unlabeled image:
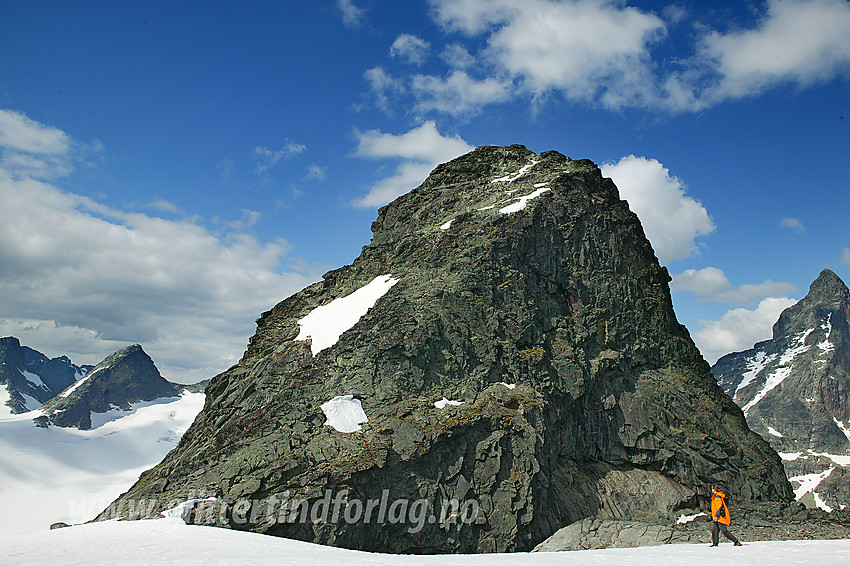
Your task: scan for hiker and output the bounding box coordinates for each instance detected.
[710,484,742,547]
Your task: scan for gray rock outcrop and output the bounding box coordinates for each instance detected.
[97,145,791,553]
[533,518,692,551]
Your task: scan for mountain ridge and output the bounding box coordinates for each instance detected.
[0,336,93,414]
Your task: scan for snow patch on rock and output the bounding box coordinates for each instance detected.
[321,395,368,433]
[296,275,399,355]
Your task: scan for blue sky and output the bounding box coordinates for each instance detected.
[1,0,848,382]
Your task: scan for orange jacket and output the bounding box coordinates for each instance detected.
[711,491,731,525]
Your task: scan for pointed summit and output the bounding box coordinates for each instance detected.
[807,268,850,304]
[772,268,849,341]
[39,344,180,429]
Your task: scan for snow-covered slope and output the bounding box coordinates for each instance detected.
[0,392,204,536]
[2,518,848,566]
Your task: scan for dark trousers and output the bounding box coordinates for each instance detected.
[711,521,740,545]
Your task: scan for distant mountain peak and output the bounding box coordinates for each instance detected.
[807,268,849,303]
[39,343,180,429]
[0,338,87,415]
[712,269,850,511]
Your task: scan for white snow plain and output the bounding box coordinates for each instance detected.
[2,518,848,566]
[296,274,400,355]
[321,395,368,433]
[0,391,204,536]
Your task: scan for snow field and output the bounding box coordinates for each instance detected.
[0,391,205,536]
[2,518,848,566]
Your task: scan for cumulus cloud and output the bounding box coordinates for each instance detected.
[146,197,182,214]
[411,71,513,116]
[415,0,850,113]
[671,266,797,306]
[428,0,666,110]
[601,156,715,265]
[779,217,805,231]
[351,121,474,208]
[0,110,323,382]
[693,297,798,363]
[0,109,69,155]
[697,0,850,102]
[440,43,476,69]
[390,34,431,65]
[337,0,366,28]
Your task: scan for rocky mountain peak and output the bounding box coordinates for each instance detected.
[712,270,850,511]
[98,146,790,553]
[39,343,180,429]
[772,269,849,340]
[809,268,849,300]
[1,337,86,414]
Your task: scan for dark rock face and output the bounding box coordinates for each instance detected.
[0,336,91,413]
[712,269,850,510]
[97,146,791,552]
[39,344,180,429]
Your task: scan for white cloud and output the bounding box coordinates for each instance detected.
[146,198,182,214]
[0,109,74,180]
[779,217,805,231]
[429,0,666,110]
[337,0,366,28]
[601,156,715,265]
[0,109,69,155]
[351,121,474,208]
[671,266,797,306]
[0,110,324,383]
[411,71,513,116]
[693,297,798,364]
[440,43,476,69]
[419,0,850,113]
[390,34,431,65]
[364,67,404,112]
[842,247,850,265]
[698,0,850,102]
[253,141,306,176]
